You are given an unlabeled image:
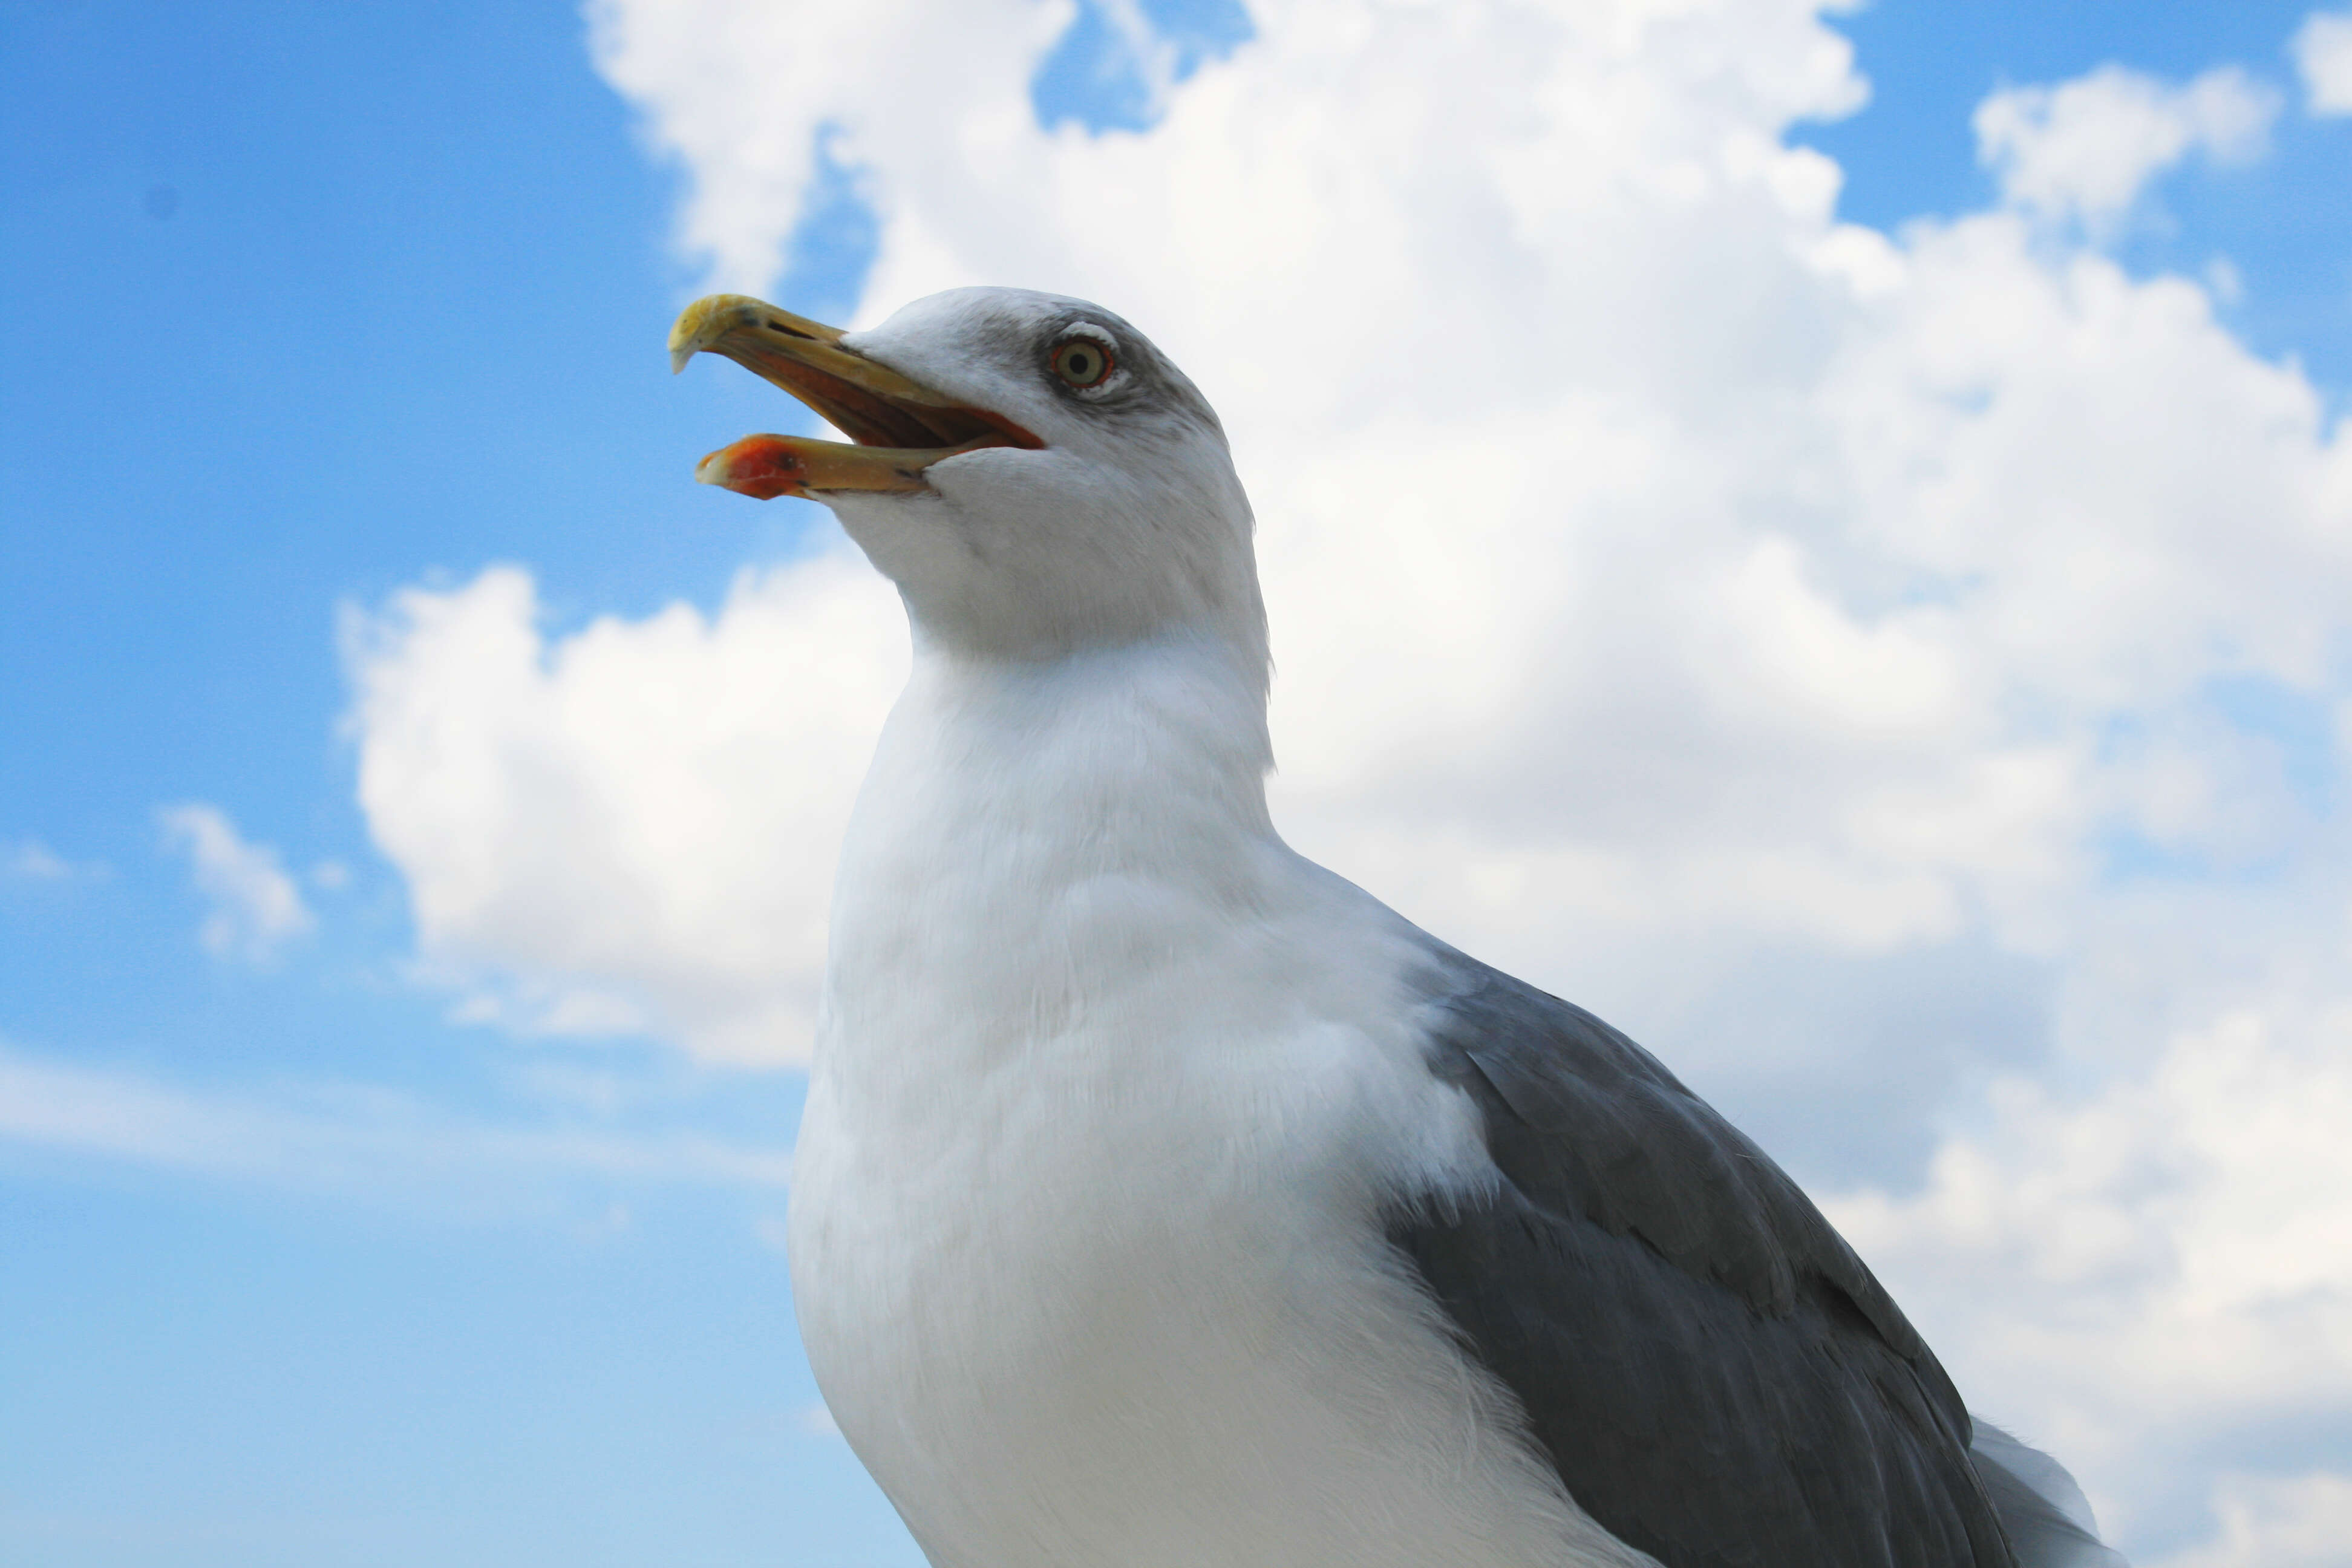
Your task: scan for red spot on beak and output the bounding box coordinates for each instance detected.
[696,434,808,500]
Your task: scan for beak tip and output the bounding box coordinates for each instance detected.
[696,435,807,500]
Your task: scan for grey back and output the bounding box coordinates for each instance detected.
[1388,949,2018,1567]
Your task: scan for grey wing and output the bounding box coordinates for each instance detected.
[1388,950,2017,1568]
[1968,1425,2130,1568]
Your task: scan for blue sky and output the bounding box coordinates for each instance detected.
[1794,0,2352,391]
[3,2,2348,1564]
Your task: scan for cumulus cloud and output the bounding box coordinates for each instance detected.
[2164,1471,2352,1568]
[339,0,2352,1555]
[1829,998,2352,1549]
[343,557,903,1062]
[1974,64,2280,232]
[2296,10,2352,116]
[586,0,1073,293]
[157,803,314,963]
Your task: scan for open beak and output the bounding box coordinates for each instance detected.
[668,294,1040,500]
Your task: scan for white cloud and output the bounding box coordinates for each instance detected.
[585,0,1073,294]
[1974,64,2280,231]
[4,838,76,881]
[793,1399,843,1437]
[2295,10,2352,116]
[338,1,2352,1556]
[0,1039,791,1204]
[1828,999,2352,1543]
[342,558,903,1063]
[157,803,314,963]
[2159,1471,2352,1568]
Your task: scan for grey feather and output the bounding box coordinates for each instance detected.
[1388,946,2019,1568]
[1968,1425,2130,1568]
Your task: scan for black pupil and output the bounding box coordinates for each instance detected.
[1065,348,1096,381]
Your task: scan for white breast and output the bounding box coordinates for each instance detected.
[788,641,1654,1568]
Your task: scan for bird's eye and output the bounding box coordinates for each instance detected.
[1050,339,1114,390]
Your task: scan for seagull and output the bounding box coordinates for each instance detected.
[670,287,2129,1568]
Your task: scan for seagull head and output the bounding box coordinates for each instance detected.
[671,287,1265,670]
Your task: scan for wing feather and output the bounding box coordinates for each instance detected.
[1390,950,2015,1568]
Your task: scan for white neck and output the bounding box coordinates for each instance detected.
[820,630,1282,1066]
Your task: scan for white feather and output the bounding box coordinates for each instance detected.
[788,289,1655,1567]
[792,637,1647,1568]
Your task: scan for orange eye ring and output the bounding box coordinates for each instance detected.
[1050,338,1114,389]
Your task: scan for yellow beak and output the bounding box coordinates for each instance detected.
[668,294,1040,499]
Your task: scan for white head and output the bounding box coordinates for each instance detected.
[673,287,1266,676]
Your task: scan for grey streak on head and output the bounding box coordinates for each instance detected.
[828,288,1266,676]
[1016,293,1224,439]
[841,287,1227,463]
